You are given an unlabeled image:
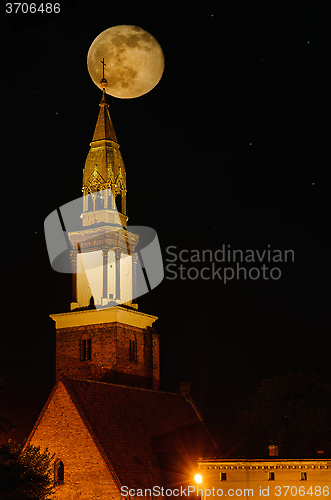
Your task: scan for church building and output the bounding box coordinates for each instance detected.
[25,75,216,498]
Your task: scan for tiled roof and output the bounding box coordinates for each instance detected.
[63,377,216,489]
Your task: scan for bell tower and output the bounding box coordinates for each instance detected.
[68,73,137,311]
[50,69,160,390]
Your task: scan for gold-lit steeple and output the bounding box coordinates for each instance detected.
[54,58,160,390]
[82,60,127,227]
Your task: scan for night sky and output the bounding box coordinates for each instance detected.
[1,1,329,451]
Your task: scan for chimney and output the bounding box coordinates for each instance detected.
[268,444,279,457]
[180,382,191,397]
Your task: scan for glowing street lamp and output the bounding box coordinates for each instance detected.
[194,474,203,484]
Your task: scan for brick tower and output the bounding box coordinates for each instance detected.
[50,75,160,390]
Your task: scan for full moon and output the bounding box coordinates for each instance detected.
[87,25,164,99]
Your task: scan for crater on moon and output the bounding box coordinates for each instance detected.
[87,25,164,99]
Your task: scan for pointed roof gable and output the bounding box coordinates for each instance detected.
[28,377,216,490]
[64,377,215,488]
[92,90,118,143]
[82,88,126,202]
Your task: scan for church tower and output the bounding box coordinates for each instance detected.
[50,73,160,390]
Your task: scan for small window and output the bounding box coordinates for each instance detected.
[87,194,93,211]
[55,460,64,484]
[220,472,227,481]
[300,472,307,481]
[116,194,122,212]
[129,339,137,362]
[80,338,92,361]
[95,190,104,210]
[268,472,275,481]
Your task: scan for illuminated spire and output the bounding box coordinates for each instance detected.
[82,59,127,225]
[92,63,118,143]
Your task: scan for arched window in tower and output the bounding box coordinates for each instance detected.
[95,190,104,210]
[116,193,122,213]
[88,295,95,309]
[129,333,137,362]
[107,189,114,210]
[54,460,64,484]
[80,337,92,361]
[87,193,94,212]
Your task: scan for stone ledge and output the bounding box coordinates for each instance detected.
[50,306,157,330]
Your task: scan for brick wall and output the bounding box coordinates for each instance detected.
[56,322,160,389]
[29,382,121,500]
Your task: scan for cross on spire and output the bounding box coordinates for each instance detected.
[100,58,106,79]
[100,58,108,91]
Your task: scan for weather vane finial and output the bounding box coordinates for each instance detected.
[100,58,107,90]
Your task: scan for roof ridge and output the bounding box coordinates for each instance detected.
[23,380,61,450]
[60,377,123,489]
[26,375,217,491]
[65,376,183,396]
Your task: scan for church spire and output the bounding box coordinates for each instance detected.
[82,60,127,227]
[91,64,118,143]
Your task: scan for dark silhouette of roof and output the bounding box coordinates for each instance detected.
[29,376,217,490]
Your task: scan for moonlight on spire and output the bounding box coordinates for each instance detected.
[87,25,164,99]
